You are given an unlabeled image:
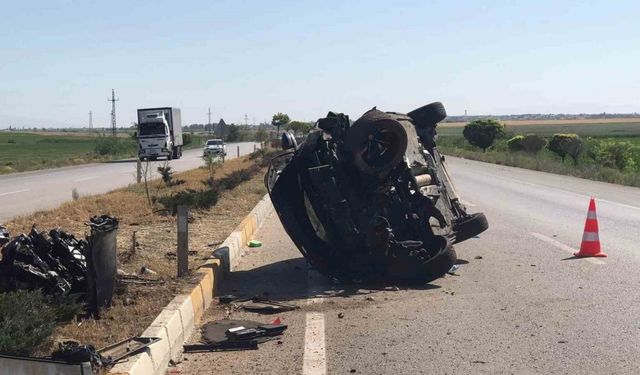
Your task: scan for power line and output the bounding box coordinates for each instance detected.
[107,89,119,138]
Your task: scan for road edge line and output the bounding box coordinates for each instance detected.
[530,232,605,265]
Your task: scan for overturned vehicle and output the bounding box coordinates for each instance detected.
[265,102,488,283]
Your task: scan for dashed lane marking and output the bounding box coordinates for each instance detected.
[530,232,606,265]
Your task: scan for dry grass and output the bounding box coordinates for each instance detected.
[442,117,640,127]
[5,156,268,352]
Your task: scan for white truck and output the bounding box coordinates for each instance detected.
[137,107,183,160]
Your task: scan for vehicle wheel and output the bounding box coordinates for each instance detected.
[345,115,408,176]
[387,236,456,284]
[149,156,157,161]
[407,102,447,128]
[452,212,489,244]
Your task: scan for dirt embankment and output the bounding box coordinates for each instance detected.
[5,155,268,352]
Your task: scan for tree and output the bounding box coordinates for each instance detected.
[271,112,290,137]
[548,134,583,165]
[288,121,313,136]
[507,135,524,151]
[226,124,241,142]
[521,134,546,154]
[255,129,269,142]
[462,119,506,151]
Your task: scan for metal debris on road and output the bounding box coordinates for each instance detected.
[447,264,460,275]
[184,319,288,353]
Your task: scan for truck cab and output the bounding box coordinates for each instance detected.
[137,108,183,160]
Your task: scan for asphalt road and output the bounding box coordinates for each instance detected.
[180,156,640,375]
[0,142,258,222]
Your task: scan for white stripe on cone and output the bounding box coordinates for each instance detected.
[582,231,599,242]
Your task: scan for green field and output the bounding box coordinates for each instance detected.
[437,121,640,137]
[0,132,212,174]
[437,124,640,188]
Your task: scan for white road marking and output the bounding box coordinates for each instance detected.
[0,189,30,197]
[303,312,326,375]
[460,199,476,207]
[73,176,97,182]
[530,232,606,265]
[303,267,326,375]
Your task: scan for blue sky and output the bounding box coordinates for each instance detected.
[1,0,639,127]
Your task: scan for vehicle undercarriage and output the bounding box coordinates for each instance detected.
[266,102,488,283]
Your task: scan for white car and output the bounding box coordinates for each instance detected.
[203,139,226,158]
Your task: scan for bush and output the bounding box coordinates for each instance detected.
[548,134,583,165]
[521,134,546,154]
[463,119,506,151]
[0,290,82,356]
[507,136,524,151]
[590,140,637,170]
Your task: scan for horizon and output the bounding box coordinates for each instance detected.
[2,0,639,128]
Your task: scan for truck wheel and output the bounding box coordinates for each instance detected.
[407,102,447,128]
[452,213,489,244]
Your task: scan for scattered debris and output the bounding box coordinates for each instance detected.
[248,240,262,248]
[218,294,237,304]
[474,255,483,259]
[338,312,345,319]
[0,216,118,313]
[97,336,161,364]
[447,264,460,275]
[365,296,375,301]
[184,319,288,353]
[139,266,157,275]
[51,340,109,371]
[236,297,299,314]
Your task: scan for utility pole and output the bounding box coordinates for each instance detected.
[88,111,93,129]
[207,107,212,134]
[108,89,119,138]
[244,114,248,126]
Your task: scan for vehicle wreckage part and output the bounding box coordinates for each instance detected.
[414,174,432,187]
[267,102,488,284]
[452,213,489,244]
[281,131,298,150]
[86,215,119,312]
[345,111,408,176]
[407,101,447,128]
[0,226,9,246]
[97,336,161,364]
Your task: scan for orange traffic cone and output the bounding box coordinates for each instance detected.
[574,197,607,257]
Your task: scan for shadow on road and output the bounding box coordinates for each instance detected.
[219,257,441,303]
[102,158,139,164]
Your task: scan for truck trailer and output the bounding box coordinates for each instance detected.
[137,107,183,160]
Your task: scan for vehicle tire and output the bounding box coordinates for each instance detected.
[150,156,157,161]
[407,102,447,128]
[387,236,456,284]
[452,212,489,244]
[345,113,408,176]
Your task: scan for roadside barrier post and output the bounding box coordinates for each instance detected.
[237,145,240,158]
[136,159,142,183]
[177,205,189,277]
[254,144,256,152]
